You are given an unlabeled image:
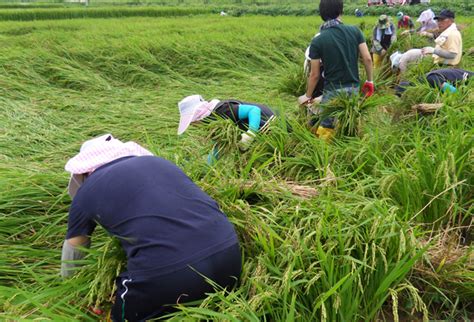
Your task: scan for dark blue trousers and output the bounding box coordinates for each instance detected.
[112,244,241,321]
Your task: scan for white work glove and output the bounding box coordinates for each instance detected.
[298,94,312,105]
[239,131,255,151]
[421,46,434,55]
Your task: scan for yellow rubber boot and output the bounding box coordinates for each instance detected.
[373,53,383,68]
[316,126,335,142]
[310,126,319,136]
[105,308,112,322]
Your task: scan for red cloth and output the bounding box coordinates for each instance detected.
[398,16,411,29]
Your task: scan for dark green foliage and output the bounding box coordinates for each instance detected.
[0,6,213,21]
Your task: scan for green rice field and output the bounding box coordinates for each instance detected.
[0,8,473,321]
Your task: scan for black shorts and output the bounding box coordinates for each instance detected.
[111,243,241,321]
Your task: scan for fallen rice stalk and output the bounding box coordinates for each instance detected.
[411,103,443,113]
[414,227,473,290]
[242,180,319,199]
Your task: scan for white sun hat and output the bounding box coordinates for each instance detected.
[177,95,220,135]
[390,51,403,69]
[417,9,435,23]
[65,134,153,198]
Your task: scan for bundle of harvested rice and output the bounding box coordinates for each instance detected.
[242,180,319,199]
[205,117,241,154]
[411,103,443,113]
[414,228,473,297]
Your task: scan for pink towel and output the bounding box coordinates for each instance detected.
[65,134,153,198]
[65,134,153,175]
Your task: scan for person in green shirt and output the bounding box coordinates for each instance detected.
[298,0,374,141]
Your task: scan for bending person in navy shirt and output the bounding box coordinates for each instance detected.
[61,134,241,321]
[177,94,276,163]
[396,68,473,95]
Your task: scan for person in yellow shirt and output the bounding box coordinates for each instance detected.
[421,9,462,66]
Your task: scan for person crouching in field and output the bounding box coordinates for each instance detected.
[177,94,276,162]
[61,134,241,321]
[371,15,397,68]
[396,12,414,30]
[396,68,473,95]
[390,49,424,74]
[421,9,462,67]
[298,0,374,141]
[424,69,473,93]
[401,9,438,36]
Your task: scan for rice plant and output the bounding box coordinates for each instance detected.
[0,13,473,321]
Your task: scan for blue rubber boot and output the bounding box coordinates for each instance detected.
[441,82,457,94]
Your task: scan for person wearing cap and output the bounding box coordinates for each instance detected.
[390,49,424,74]
[421,9,462,66]
[396,12,414,30]
[297,0,374,141]
[177,95,276,161]
[61,134,241,321]
[371,15,397,68]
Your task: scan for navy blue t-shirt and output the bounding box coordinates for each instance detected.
[66,156,238,276]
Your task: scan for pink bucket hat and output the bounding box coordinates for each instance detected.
[65,134,153,198]
[177,95,220,135]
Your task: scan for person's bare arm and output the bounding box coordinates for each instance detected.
[305,59,321,98]
[67,235,90,247]
[359,42,373,81]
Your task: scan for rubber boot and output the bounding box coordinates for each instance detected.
[310,126,319,136]
[441,82,457,94]
[316,126,335,142]
[373,53,383,68]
